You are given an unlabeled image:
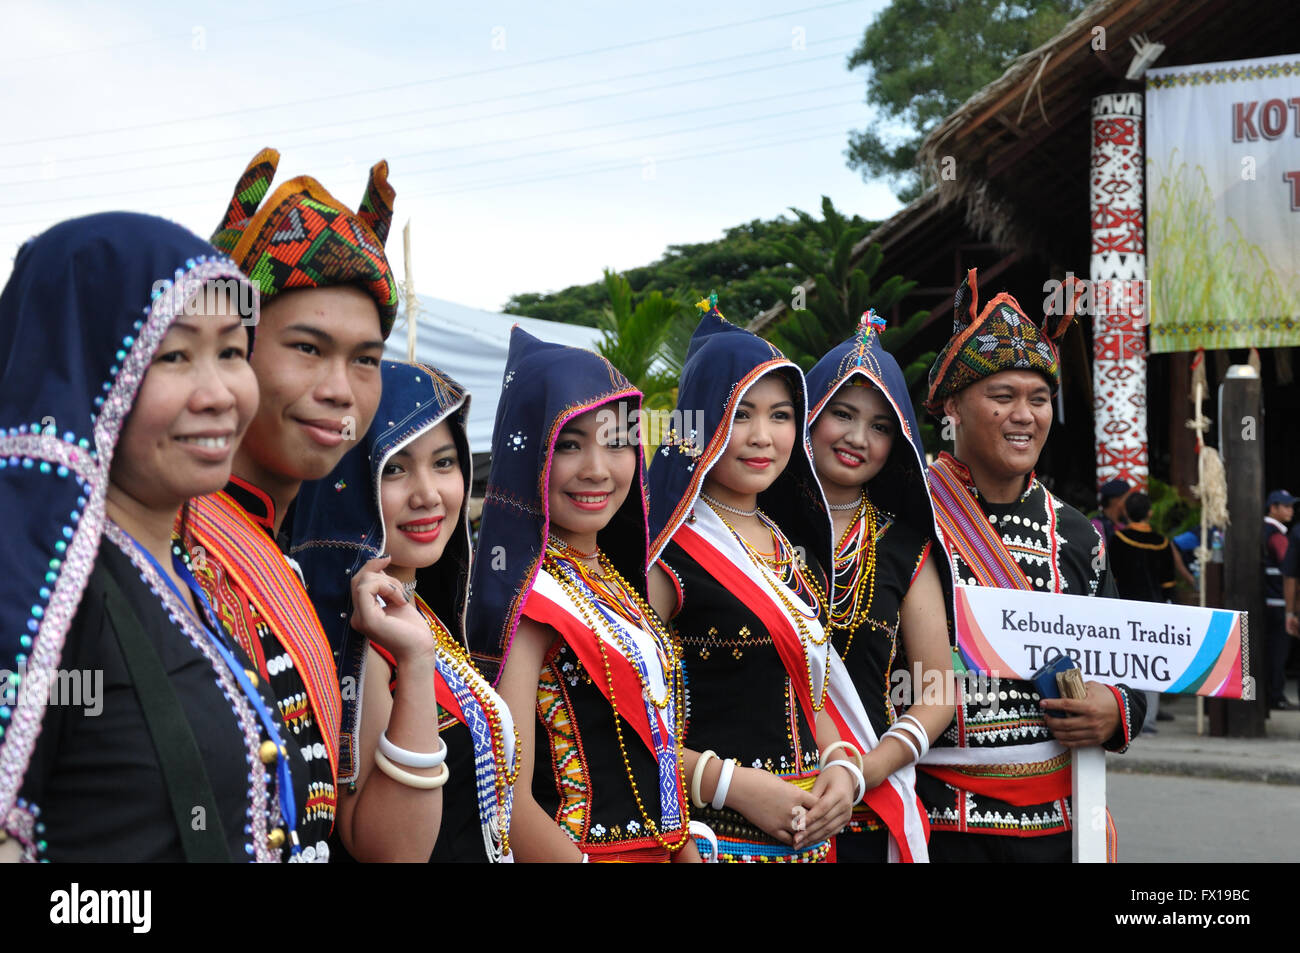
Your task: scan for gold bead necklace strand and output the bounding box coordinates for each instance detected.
[549,550,674,709]
[702,502,833,712]
[828,494,879,659]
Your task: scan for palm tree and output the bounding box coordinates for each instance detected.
[763,196,938,448]
[594,269,685,410]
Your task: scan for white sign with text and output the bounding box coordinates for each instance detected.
[954,586,1249,698]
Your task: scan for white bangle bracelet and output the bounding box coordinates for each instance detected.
[822,758,867,803]
[711,758,736,810]
[373,748,449,789]
[889,722,930,759]
[883,728,921,764]
[891,718,929,759]
[378,731,447,769]
[818,740,863,774]
[899,712,930,748]
[692,750,718,809]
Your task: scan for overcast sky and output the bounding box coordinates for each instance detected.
[1,0,898,316]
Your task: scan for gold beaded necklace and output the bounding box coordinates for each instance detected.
[827,493,879,659]
[702,501,832,711]
[541,552,690,854]
[544,541,674,707]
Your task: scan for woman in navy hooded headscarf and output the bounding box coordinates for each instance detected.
[291,359,516,863]
[0,213,309,861]
[804,312,954,862]
[646,300,930,862]
[467,328,696,862]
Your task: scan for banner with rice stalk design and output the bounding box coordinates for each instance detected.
[1145,54,1300,353]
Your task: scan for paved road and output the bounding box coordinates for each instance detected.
[1110,771,1300,862]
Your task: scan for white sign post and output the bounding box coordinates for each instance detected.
[953,586,1249,862]
[1073,748,1107,863]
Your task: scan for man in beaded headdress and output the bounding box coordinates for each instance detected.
[181,148,399,861]
[917,268,1146,863]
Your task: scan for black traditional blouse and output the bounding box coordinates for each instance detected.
[660,538,830,860]
[19,540,309,861]
[529,633,667,855]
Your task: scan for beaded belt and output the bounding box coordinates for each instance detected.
[695,835,831,864]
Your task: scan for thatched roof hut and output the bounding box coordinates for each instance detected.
[755,0,1298,502]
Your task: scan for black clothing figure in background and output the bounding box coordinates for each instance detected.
[1110,493,1177,604]
[1092,479,1131,549]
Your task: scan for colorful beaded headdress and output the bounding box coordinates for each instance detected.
[467,328,647,683]
[212,147,399,337]
[290,361,471,783]
[646,300,830,573]
[924,267,1075,416]
[0,213,258,832]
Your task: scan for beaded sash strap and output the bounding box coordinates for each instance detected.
[415,598,516,862]
[186,492,341,783]
[675,505,930,862]
[526,568,686,838]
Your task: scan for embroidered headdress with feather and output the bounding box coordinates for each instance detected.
[925,267,1079,416]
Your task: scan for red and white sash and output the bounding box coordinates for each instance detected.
[674,504,929,862]
[524,568,689,841]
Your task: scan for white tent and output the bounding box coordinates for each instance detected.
[384,295,604,451]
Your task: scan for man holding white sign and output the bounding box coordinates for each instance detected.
[916,269,1146,864]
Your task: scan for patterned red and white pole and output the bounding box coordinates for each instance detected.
[1089,92,1148,491]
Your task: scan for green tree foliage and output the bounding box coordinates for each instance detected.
[764,196,939,448]
[503,215,873,328]
[592,270,691,411]
[845,0,1086,200]
[1146,476,1200,539]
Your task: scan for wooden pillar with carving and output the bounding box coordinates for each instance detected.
[1090,92,1149,491]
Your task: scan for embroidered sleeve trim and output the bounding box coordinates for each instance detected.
[1102,684,1133,753]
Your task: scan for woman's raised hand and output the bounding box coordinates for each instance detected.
[349,556,436,664]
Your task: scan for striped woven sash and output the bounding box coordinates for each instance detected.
[927,454,1032,591]
[187,491,341,783]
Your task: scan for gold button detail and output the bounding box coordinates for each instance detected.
[259,740,279,765]
[245,668,259,688]
[267,827,285,849]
